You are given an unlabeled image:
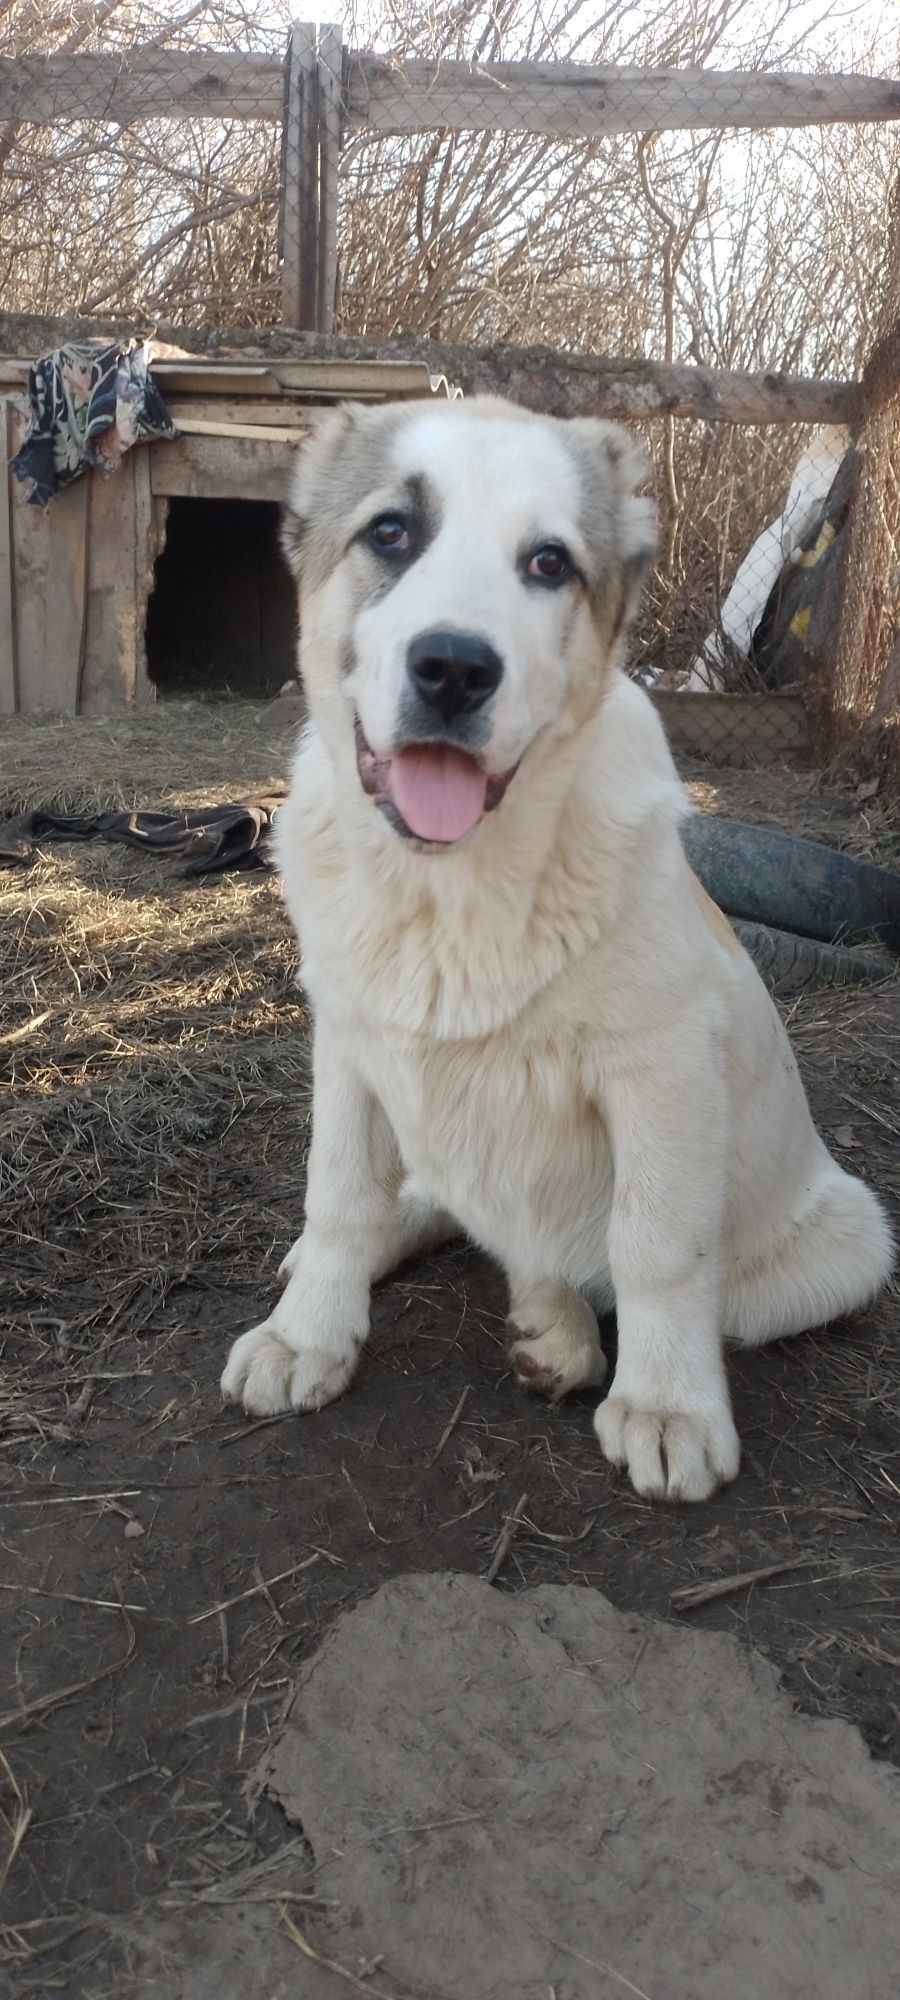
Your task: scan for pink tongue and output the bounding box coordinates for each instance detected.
[389,744,489,843]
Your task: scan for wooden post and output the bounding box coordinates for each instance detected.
[316,26,343,335]
[825,171,900,781]
[281,22,344,333]
[0,401,17,714]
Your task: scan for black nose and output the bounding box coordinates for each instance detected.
[406,629,503,723]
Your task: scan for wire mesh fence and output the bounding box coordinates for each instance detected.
[1,0,899,771]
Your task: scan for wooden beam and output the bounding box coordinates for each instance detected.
[0,49,283,124]
[446,351,856,426]
[0,402,17,715]
[347,55,900,138]
[0,313,860,427]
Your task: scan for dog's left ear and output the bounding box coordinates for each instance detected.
[566,419,657,631]
[280,404,359,580]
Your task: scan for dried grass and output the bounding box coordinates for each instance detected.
[1,700,310,1460]
[0,697,298,821]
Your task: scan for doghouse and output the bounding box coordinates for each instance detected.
[0,351,454,714]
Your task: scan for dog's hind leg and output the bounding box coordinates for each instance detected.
[508,1280,608,1400]
[371,1179,460,1284]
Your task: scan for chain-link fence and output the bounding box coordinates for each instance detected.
[2,0,899,770]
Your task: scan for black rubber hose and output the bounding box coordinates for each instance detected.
[732,921,896,1000]
[683,816,900,952]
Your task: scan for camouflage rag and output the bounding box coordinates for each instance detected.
[10,339,177,507]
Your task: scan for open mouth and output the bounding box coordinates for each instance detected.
[354,719,518,846]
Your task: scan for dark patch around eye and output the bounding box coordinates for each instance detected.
[356,473,440,599]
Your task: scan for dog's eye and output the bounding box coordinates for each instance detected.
[526,543,573,585]
[368,514,412,555]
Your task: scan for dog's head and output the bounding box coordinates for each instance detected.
[282,396,654,850]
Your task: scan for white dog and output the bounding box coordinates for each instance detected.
[222,396,894,1502]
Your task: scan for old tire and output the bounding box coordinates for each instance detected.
[683,816,900,952]
[733,920,895,999]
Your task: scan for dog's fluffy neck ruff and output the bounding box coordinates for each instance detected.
[282,673,689,1045]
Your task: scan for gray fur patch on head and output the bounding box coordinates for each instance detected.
[563,418,656,642]
[280,402,425,600]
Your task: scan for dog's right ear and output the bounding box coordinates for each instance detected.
[280,404,359,580]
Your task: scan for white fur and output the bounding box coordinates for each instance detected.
[221,399,894,1503]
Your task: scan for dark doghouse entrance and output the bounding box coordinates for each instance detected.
[146,498,297,697]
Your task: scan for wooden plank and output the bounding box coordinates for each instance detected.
[269,359,442,396]
[133,452,161,707]
[11,468,89,713]
[45,480,89,712]
[316,25,344,335]
[165,396,311,428]
[152,363,281,396]
[0,351,444,399]
[0,401,17,714]
[347,55,900,138]
[80,455,144,712]
[155,357,440,396]
[9,394,90,715]
[173,416,310,442]
[149,433,301,503]
[0,49,283,124]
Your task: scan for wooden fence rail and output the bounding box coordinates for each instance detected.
[2,46,900,137]
[345,59,900,141]
[0,50,284,122]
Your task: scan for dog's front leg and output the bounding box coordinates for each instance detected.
[594,1046,740,1502]
[221,1016,398,1417]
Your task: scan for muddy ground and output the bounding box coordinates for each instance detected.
[1,705,898,1995]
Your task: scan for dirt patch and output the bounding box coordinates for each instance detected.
[1,705,898,1995]
[243,1573,900,2000]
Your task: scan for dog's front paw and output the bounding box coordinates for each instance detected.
[509,1287,607,1401]
[594,1395,740,1502]
[221,1323,358,1417]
